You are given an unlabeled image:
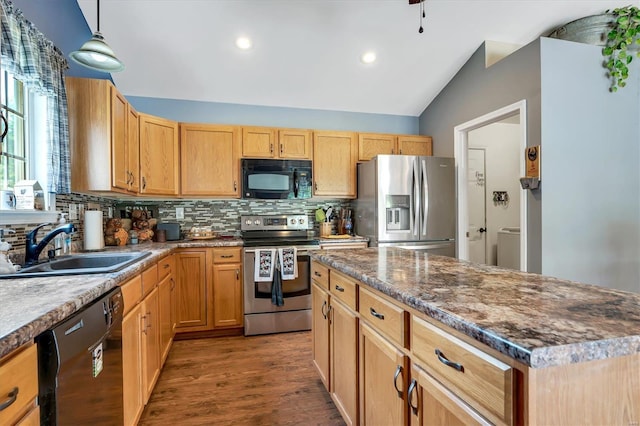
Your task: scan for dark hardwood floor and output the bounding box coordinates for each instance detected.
[139,331,345,426]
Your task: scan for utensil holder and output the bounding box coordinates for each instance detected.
[320,222,332,237]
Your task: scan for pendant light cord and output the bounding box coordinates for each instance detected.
[97,0,100,32]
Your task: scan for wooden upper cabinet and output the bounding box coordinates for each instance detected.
[180,124,240,197]
[278,128,312,159]
[242,126,277,158]
[67,77,138,194]
[139,114,179,195]
[127,106,140,192]
[358,133,396,161]
[242,126,312,159]
[397,135,432,156]
[313,131,358,198]
[358,133,433,161]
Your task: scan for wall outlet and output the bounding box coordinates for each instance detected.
[107,207,113,218]
[68,203,78,220]
[176,207,184,220]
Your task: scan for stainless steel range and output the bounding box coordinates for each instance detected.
[242,214,319,336]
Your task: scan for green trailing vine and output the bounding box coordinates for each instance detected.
[602,5,640,92]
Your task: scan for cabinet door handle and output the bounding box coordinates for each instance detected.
[399,149,402,155]
[0,387,18,411]
[328,305,333,324]
[170,278,175,290]
[236,269,239,280]
[147,312,152,330]
[314,271,322,277]
[280,144,283,154]
[234,180,237,191]
[370,307,385,320]
[270,143,273,154]
[435,349,464,372]
[142,176,147,190]
[391,148,394,154]
[141,315,147,334]
[393,365,403,397]
[334,285,345,292]
[321,300,327,319]
[220,254,234,258]
[314,181,318,191]
[163,263,170,269]
[407,379,418,415]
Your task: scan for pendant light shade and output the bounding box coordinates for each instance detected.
[70,0,124,73]
[70,32,124,72]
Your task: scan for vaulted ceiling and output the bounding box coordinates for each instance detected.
[77,0,623,116]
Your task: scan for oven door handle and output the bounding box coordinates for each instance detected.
[244,248,315,255]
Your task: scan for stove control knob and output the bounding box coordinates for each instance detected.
[254,220,261,226]
[245,219,253,226]
[290,218,296,225]
[298,218,305,225]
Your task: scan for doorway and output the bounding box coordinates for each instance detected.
[454,100,527,271]
[467,148,487,264]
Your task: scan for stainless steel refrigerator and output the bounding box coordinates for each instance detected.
[354,155,456,256]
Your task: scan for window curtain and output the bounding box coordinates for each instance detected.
[0,0,70,193]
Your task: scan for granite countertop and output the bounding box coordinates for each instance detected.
[310,247,640,369]
[0,238,243,358]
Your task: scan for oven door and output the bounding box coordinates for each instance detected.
[243,248,312,313]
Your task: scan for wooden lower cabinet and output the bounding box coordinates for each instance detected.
[158,273,174,364]
[175,250,209,331]
[0,344,38,426]
[359,322,409,426]
[329,298,358,426]
[142,286,161,403]
[212,262,243,328]
[122,302,144,426]
[409,364,491,426]
[312,282,330,389]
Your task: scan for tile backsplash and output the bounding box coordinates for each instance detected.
[0,192,351,263]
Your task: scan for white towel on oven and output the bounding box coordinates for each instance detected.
[278,247,297,280]
[254,249,276,282]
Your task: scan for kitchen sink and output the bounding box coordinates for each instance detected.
[0,251,152,279]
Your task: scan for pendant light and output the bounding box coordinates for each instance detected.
[70,0,124,72]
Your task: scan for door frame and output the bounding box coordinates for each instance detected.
[453,100,528,271]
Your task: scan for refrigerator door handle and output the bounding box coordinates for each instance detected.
[421,158,428,235]
[412,158,420,237]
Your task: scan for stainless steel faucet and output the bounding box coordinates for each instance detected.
[24,223,76,266]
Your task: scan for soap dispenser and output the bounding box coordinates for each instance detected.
[0,229,17,274]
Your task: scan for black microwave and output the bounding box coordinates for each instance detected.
[241,159,313,199]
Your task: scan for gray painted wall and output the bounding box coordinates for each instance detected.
[419,40,543,273]
[420,37,640,293]
[540,37,640,293]
[128,96,418,133]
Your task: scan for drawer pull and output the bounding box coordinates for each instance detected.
[393,365,403,397]
[321,300,327,319]
[220,254,234,258]
[0,387,18,411]
[335,285,345,292]
[370,307,385,320]
[407,379,418,415]
[163,264,170,269]
[435,349,464,372]
[314,271,322,277]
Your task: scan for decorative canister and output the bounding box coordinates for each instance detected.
[0,190,15,210]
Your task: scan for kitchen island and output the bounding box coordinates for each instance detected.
[310,247,640,425]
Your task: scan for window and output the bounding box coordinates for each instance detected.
[0,71,27,189]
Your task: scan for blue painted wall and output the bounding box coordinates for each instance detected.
[128,96,418,133]
[13,0,418,133]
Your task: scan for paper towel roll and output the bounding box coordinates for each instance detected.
[84,210,105,251]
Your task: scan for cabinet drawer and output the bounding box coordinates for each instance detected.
[329,270,357,311]
[359,287,407,348]
[212,247,241,264]
[142,264,158,296]
[0,344,38,426]
[411,316,513,425]
[121,274,142,315]
[311,261,329,289]
[158,255,175,281]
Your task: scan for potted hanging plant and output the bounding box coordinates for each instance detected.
[602,5,640,92]
[548,5,640,92]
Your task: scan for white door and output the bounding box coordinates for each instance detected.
[467,148,486,264]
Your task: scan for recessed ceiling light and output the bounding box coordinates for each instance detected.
[361,51,377,64]
[236,37,252,50]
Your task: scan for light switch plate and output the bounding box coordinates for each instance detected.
[68,203,78,220]
[176,207,184,220]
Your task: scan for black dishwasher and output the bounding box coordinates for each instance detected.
[37,287,124,425]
